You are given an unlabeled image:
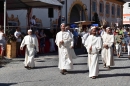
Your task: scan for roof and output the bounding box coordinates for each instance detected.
[123,0,129,2]
[116,0,126,3]
[0,0,62,10]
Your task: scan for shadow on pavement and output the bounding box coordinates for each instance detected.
[34,65,58,69]
[38,48,85,56]
[36,60,45,62]
[114,59,128,61]
[0,83,17,86]
[111,66,130,69]
[78,55,87,57]
[0,59,12,66]
[69,70,89,74]
[99,73,130,78]
[73,63,87,65]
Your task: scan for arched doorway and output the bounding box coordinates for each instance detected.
[70,4,86,23]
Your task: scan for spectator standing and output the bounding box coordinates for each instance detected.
[14,27,22,56]
[40,29,46,53]
[73,28,78,48]
[30,15,36,33]
[49,29,55,52]
[0,27,6,59]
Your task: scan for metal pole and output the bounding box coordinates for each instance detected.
[90,0,91,21]
[66,0,67,24]
[82,7,83,21]
[50,18,52,29]
[4,0,6,34]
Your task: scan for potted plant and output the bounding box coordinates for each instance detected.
[6,29,17,58]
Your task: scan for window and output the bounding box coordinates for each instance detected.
[99,2,103,13]
[112,5,115,15]
[106,4,110,14]
[117,6,120,17]
[92,1,97,12]
[128,3,130,7]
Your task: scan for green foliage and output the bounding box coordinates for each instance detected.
[6,28,17,44]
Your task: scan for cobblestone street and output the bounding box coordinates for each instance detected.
[0,50,130,86]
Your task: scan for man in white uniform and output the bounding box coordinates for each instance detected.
[20,29,39,69]
[49,29,55,52]
[101,27,114,69]
[55,23,74,75]
[100,26,107,37]
[65,26,77,59]
[84,27,102,79]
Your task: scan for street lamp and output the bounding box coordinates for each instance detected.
[82,4,87,21]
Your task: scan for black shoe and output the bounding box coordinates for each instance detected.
[103,64,106,68]
[107,66,110,70]
[25,66,31,70]
[92,76,96,79]
[60,70,66,75]
[27,67,31,70]
[64,70,68,73]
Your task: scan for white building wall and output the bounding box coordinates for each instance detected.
[123,2,130,14]
[32,8,59,28]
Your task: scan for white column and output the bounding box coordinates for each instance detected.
[4,0,6,34]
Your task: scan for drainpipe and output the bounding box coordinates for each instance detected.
[66,0,67,24]
[4,0,6,34]
[90,0,91,21]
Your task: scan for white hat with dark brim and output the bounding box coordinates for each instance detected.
[106,27,111,30]
[91,26,96,30]
[28,29,32,32]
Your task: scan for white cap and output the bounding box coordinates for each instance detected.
[60,23,65,26]
[106,27,111,30]
[28,29,32,32]
[91,26,96,30]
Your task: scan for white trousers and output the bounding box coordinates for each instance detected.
[115,44,122,55]
[127,45,130,55]
[49,38,55,52]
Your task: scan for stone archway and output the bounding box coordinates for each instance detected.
[68,0,88,23]
[70,4,81,23]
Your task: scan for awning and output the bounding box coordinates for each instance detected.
[0,0,62,33]
[0,0,62,10]
[21,0,62,7]
[74,21,95,25]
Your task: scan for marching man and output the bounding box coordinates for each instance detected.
[114,30,122,58]
[101,27,114,69]
[84,27,102,79]
[20,29,39,69]
[55,23,74,75]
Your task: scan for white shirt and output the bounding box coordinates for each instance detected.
[30,18,36,27]
[14,31,21,42]
[82,33,89,44]
[101,30,106,37]
[0,32,5,40]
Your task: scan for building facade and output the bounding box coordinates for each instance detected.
[123,0,130,25]
[7,0,125,30]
